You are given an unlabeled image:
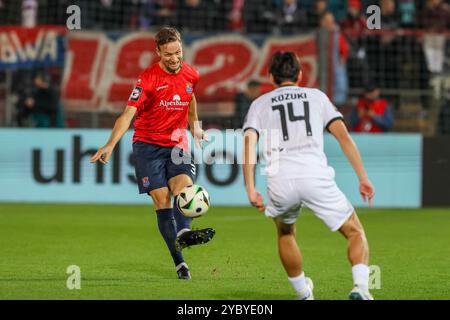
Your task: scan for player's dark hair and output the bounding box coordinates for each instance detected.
[155,27,181,48]
[269,51,301,85]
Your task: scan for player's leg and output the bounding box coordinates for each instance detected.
[167,147,215,250]
[133,141,188,279]
[168,173,215,250]
[339,212,369,266]
[272,218,314,300]
[300,178,373,299]
[273,219,303,276]
[339,212,373,300]
[265,178,313,300]
[168,173,194,233]
[149,187,190,280]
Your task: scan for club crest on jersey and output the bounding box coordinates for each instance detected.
[142,177,150,188]
[129,86,142,101]
[186,83,193,93]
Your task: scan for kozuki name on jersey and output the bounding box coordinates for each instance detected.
[127,62,200,151]
[271,92,307,103]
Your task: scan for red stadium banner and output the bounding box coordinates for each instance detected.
[62,32,317,112]
[0,26,67,70]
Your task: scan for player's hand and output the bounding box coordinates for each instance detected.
[248,190,265,212]
[90,145,113,165]
[193,129,209,149]
[359,178,375,207]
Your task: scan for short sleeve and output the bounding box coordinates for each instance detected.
[242,100,262,137]
[319,90,344,131]
[127,73,150,110]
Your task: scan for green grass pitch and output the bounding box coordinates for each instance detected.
[0,203,449,300]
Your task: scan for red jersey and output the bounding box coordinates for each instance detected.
[127,62,200,151]
[354,98,388,133]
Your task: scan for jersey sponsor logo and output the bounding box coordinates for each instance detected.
[159,94,189,108]
[186,83,193,93]
[129,86,142,101]
[157,84,168,91]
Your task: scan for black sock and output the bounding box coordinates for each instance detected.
[156,208,184,267]
[173,197,193,234]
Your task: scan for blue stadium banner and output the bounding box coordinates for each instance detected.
[0,129,422,208]
[0,26,66,70]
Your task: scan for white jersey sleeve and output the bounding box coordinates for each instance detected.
[316,89,344,131]
[242,98,263,136]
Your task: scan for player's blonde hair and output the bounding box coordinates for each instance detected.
[155,27,181,49]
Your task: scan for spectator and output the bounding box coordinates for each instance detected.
[340,0,369,88]
[350,85,393,133]
[273,0,308,35]
[307,0,328,29]
[398,0,416,28]
[211,0,233,31]
[418,0,450,75]
[243,0,275,34]
[366,0,400,89]
[228,0,244,31]
[340,0,365,41]
[324,0,347,22]
[17,73,58,128]
[140,0,175,29]
[176,0,214,33]
[320,11,349,106]
[234,80,262,128]
[22,0,37,28]
[303,0,347,22]
[380,0,399,30]
[419,0,450,32]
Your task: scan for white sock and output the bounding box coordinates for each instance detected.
[176,228,190,237]
[288,272,309,298]
[176,262,189,271]
[352,264,369,292]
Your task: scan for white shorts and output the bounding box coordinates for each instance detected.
[264,177,354,232]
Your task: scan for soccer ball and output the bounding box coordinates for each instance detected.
[176,184,210,218]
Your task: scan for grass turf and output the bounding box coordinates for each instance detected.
[0,204,449,300]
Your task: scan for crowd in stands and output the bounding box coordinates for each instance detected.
[1,0,449,132]
[0,0,449,33]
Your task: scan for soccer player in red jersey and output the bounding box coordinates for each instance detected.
[91,27,215,280]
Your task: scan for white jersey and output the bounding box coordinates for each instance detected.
[243,86,343,179]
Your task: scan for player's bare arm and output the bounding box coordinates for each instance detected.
[328,119,375,206]
[188,94,208,148]
[243,129,265,212]
[90,106,137,164]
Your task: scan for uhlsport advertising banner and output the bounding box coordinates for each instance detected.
[0,129,421,208]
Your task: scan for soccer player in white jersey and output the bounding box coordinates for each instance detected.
[242,52,375,300]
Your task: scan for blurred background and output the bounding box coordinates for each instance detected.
[0,0,449,207]
[0,0,449,134]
